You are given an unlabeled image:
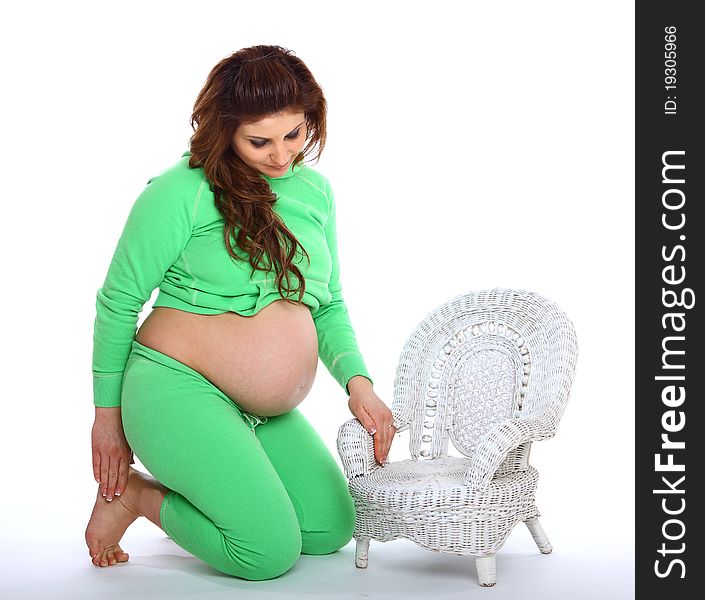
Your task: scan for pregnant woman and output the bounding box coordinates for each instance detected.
[84,44,397,580]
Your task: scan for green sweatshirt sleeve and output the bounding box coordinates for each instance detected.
[92,170,199,407]
[311,183,373,395]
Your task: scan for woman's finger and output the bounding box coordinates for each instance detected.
[100,457,109,497]
[92,450,102,485]
[378,421,396,463]
[115,457,129,497]
[355,408,377,437]
[106,456,119,501]
[373,425,390,465]
[354,411,385,464]
[381,426,392,460]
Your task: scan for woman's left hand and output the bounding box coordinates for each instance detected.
[347,377,397,466]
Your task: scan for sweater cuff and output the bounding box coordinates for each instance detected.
[331,352,373,395]
[93,373,124,407]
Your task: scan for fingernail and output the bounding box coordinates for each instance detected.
[114,492,121,496]
[368,427,377,435]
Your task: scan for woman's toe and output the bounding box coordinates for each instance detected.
[111,543,128,562]
[116,549,130,563]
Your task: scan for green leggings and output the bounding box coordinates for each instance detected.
[120,340,355,580]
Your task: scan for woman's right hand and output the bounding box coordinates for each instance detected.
[92,407,134,502]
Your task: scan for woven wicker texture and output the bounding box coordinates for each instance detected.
[336,288,578,586]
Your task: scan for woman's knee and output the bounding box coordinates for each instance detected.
[301,494,356,555]
[221,524,303,581]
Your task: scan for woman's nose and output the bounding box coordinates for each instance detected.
[270,144,290,165]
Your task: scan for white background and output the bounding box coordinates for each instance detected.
[0,1,634,598]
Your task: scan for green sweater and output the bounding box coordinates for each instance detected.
[92,151,373,407]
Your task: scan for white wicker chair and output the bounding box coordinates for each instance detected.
[336,288,578,587]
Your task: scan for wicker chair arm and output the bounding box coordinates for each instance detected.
[463,417,554,491]
[336,418,380,480]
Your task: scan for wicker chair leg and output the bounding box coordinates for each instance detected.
[525,517,553,554]
[355,536,370,568]
[475,555,496,587]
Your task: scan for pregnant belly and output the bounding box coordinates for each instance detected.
[134,300,319,416]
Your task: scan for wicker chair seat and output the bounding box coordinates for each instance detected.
[349,457,539,554]
[350,456,538,511]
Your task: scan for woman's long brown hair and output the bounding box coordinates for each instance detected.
[188,44,327,303]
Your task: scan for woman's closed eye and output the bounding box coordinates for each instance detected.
[249,128,301,149]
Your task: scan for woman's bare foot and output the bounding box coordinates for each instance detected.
[85,466,145,567]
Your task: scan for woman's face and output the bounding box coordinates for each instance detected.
[231,109,307,177]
